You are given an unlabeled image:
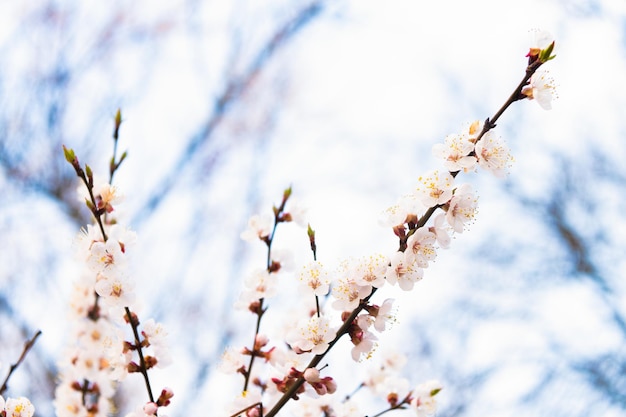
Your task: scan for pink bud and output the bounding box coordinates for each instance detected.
[303,367,320,383]
[323,376,337,394]
[143,402,158,415]
[157,387,174,407]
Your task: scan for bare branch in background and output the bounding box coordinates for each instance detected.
[505,149,626,414]
[0,330,42,396]
[136,1,326,221]
[0,1,178,226]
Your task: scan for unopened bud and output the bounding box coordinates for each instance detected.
[144,355,158,369]
[303,367,320,383]
[387,392,400,407]
[113,109,122,139]
[143,402,158,415]
[127,361,141,373]
[538,41,556,63]
[62,145,76,164]
[283,186,292,201]
[157,387,174,407]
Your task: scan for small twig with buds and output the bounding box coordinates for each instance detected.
[110,109,128,182]
[125,308,156,404]
[243,187,293,392]
[62,111,165,415]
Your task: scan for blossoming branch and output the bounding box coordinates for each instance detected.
[59,111,174,417]
[225,29,556,417]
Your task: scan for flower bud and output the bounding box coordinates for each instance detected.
[143,402,158,415]
[157,387,174,407]
[303,367,320,383]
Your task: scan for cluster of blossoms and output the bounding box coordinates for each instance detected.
[0,396,34,417]
[222,189,443,416]
[57,132,173,416]
[221,30,556,417]
[55,183,135,417]
[378,118,503,295]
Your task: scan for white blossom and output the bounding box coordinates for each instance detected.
[429,213,451,249]
[240,213,273,242]
[474,132,513,178]
[405,228,437,268]
[528,29,553,53]
[386,251,424,291]
[379,193,424,227]
[373,299,396,332]
[523,69,557,110]
[4,397,35,417]
[351,328,377,362]
[94,273,136,308]
[236,269,278,309]
[415,170,455,208]
[410,380,443,417]
[298,261,331,296]
[331,276,371,312]
[446,184,478,233]
[285,315,336,355]
[354,254,388,288]
[432,133,477,172]
[218,347,247,374]
[286,197,308,227]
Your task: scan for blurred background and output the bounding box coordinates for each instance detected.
[1,0,625,416]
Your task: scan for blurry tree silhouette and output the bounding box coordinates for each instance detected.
[509,150,626,416]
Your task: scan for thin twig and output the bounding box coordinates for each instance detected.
[229,401,263,417]
[243,191,288,391]
[126,308,156,403]
[0,330,42,395]
[368,393,412,417]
